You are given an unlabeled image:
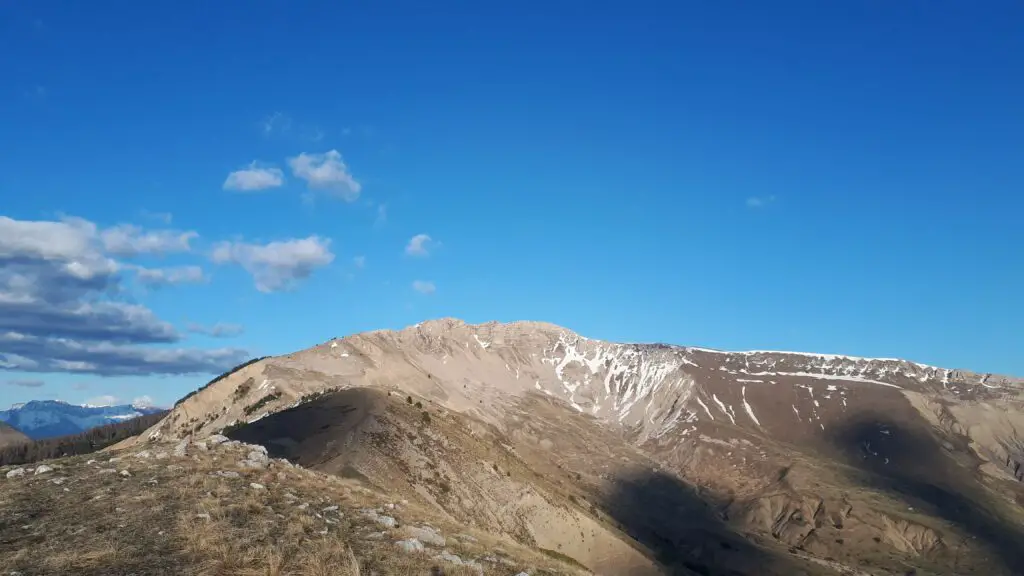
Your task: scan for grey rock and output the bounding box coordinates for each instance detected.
[51,477,67,485]
[173,439,189,457]
[194,441,208,451]
[433,552,464,565]
[34,465,53,475]
[208,434,229,446]
[119,470,132,477]
[394,538,424,553]
[322,505,339,512]
[5,468,25,478]
[364,531,385,540]
[375,515,397,528]
[86,459,97,465]
[250,483,266,490]
[407,526,446,547]
[155,452,169,460]
[135,450,152,459]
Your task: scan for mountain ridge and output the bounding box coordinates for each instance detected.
[130,318,1024,575]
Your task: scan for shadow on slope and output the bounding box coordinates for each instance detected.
[604,469,819,576]
[828,414,1024,574]
[224,387,388,471]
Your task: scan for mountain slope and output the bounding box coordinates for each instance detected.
[136,318,1024,575]
[0,400,165,440]
[0,438,588,576]
[0,421,29,448]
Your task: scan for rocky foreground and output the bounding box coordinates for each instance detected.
[0,436,581,576]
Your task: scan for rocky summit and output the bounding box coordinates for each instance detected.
[7,318,1024,575]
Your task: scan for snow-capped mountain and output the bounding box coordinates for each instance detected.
[0,400,165,440]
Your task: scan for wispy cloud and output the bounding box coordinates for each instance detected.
[405,233,434,257]
[210,236,335,293]
[353,256,366,269]
[223,162,285,191]
[288,150,362,201]
[262,112,291,136]
[746,195,777,208]
[374,204,387,227]
[6,378,44,388]
[72,382,89,390]
[139,210,173,224]
[412,280,436,295]
[131,265,206,287]
[186,322,244,338]
[100,224,198,256]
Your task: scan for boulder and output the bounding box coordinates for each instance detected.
[395,538,424,553]
[208,434,229,446]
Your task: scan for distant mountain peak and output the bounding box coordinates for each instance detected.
[0,399,165,440]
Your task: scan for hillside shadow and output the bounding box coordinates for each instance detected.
[604,470,812,576]
[827,415,1024,574]
[224,388,384,468]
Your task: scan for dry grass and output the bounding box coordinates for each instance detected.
[0,443,589,576]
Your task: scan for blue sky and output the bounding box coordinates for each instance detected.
[1,1,1022,407]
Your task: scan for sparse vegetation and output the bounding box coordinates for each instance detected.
[243,392,283,416]
[0,442,588,576]
[174,356,269,408]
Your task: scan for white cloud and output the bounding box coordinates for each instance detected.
[405,234,434,257]
[186,322,244,338]
[132,395,155,408]
[412,280,436,295]
[6,378,44,388]
[746,195,777,208]
[223,162,285,191]
[353,256,366,269]
[211,236,335,293]
[0,214,250,377]
[100,224,198,256]
[287,150,362,201]
[85,395,119,407]
[132,265,206,287]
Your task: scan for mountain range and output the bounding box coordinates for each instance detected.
[110,318,1024,575]
[0,400,166,440]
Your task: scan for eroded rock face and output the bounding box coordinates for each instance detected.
[136,319,1024,575]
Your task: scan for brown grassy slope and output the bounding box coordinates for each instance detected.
[0,422,29,449]
[224,387,846,576]
[0,440,590,576]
